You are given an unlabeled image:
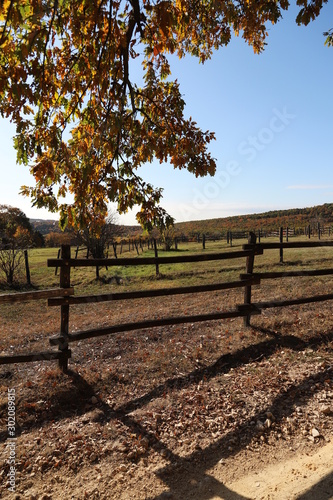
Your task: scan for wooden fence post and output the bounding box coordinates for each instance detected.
[74,245,80,269]
[104,246,109,269]
[308,224,311,239]
[112,243,117,259]
[279,227,283,263]
[202,234,206,250]
[24,249,31,286]
[153,238,159,276]
[318,222,321,240]
[55,248,61,275]
[59,244,71,372]
[243,232,256,327]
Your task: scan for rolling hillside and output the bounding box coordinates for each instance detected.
[174,203,333,237]
[30,203,333,239]
[30,218,142,237]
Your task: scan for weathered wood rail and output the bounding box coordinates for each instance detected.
[0,287,74,365]
[0,287,74,304]
[2,236,333,371]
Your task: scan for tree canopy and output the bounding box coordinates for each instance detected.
[0,0,329,230]
[0,204,33,243]
[0,204,35,284]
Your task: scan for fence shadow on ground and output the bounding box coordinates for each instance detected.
[1,328,331,430]
[0,328,331,499]
[296,471,333,500]
[147,365,332,500]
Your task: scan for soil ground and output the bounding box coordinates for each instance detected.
[1,245,333,499]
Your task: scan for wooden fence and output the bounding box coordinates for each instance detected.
[2,236,333,371]
[47,225,333,273]
[171,224,333,251]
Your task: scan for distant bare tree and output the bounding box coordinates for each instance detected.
[77,210,120,258]
[0,246,25,286]
[76,210,122,278]
[160,225,176,251]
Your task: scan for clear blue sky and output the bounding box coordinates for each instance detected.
[1,2,332,225]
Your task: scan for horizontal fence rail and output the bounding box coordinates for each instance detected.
[47,249,260,269]
[243,241,333,250]
[0,350,71,365]
[240,269,333,280]
[0,287,74,304]
[50,308,261,346]
[48,277,259,307]
[248,292,333,310]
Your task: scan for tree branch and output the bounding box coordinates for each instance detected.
[0,0,14,46]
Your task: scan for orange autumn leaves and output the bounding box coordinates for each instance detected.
[0,1,327,230]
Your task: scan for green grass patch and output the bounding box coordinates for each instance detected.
[2,236,333,296]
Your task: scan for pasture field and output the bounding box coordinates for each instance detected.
[6,235,333,287]
[0,239,333,499]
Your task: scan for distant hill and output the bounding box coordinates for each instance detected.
[30,218,142,237]
[30,203,333,239]
[30,219,61,235]
[174,203,333,237]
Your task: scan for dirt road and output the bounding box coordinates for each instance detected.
[215,441,333,500]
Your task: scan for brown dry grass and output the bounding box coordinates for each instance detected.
[0,240,333,499]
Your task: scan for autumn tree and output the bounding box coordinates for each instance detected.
[159,225,176,251]
[0,1,330,230]
[0,204,32,241]
[77,209,120,259]
[0,205,34,285]
[44,231,74,247]
[75,208,121,279]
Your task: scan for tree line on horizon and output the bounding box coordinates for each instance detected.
[30,202,333,242]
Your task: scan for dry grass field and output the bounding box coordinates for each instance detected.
[0,238,333,499]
